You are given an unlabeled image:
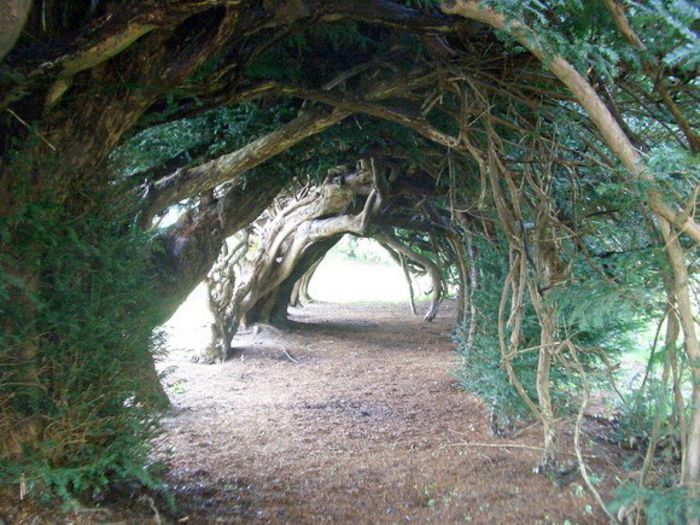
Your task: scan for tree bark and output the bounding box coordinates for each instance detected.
[144,107,350,221]
[198,163,383,362]
[375,231,443,321]
[151,170,290,323]
[249,237,339,326]
[291,257,322,307]
[442,0,700,496]
[659,218,700,517]
[0,0,32,61]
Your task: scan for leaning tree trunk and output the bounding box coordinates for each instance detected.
[199,161,386,363]
[204,231,250,360]
[247,237,340,326]
[290,257,323,307]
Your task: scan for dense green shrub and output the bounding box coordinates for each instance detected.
[611,484,700,525]
[0,189,166,502]
[454,239,539,427]
[455,231,649,430]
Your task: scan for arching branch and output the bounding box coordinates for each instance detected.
[151,169,290,322]
[142,68,438,220]
[143,107,350,222]
[440,0,700,245]
[275,83,460,149]
[374,230,443,321]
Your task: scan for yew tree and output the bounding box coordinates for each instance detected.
[0,0,698,520]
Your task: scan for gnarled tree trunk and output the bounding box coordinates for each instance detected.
[290,257,323,307]
[199,161,385,362]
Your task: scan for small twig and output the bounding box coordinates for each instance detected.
[439,441,598,459]
[5,109,57,151]
[281,346,300,364]
[139,496,162,525]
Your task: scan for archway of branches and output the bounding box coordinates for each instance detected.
[199,159,464,363]
[1,1,698,521]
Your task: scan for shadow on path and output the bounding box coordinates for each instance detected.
[149,301,607,524]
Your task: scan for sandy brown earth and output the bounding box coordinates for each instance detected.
[150,300,616,524]
[4,300,621,524]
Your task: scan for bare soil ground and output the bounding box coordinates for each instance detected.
[4,300,622,524]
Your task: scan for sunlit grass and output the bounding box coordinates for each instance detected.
[308,236,427,304]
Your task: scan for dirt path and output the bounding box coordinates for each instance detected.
[150,301,607,524]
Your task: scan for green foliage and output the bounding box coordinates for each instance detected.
[4,0,696,511]
[484,0,623,78]
[0,186,165,502]
[611,484,700,525]
[614,375,669,447]
[486,0,699,89]
[455,292,537,427]
[454,239,578,426]
[647,143,700,190]
[550,246,659,335]
[634,0,700,72]
[245,20,378,85]
[111,100,299,178]
[454,148,657,424]
[455,156,657,430]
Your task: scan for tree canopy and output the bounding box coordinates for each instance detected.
[1,0,698,521]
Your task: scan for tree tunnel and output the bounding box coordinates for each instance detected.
[1,1,698,520]
[197,158,468,363]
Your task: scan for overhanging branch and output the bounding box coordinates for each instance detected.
[143,106,350,221]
